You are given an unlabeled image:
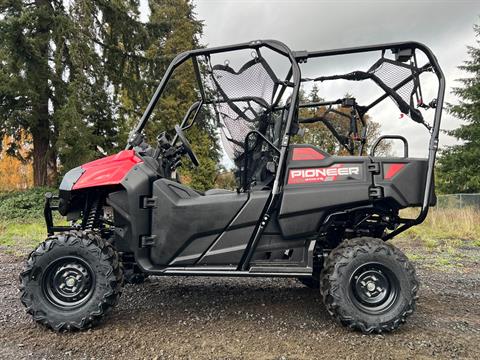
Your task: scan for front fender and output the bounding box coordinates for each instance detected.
[66,150,142,190]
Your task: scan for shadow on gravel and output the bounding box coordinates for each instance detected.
[112,276,332,329]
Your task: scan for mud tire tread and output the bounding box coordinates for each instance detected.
[19,230,124,331]
[320,237,418,334]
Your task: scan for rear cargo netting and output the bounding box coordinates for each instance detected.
[206,57,279,160]
[312,58,426,124]
[367,58,423,123]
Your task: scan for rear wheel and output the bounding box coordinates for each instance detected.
[320,237,418,333]
[20,230,124,331]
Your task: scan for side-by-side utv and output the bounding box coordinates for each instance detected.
[20,40,444,333]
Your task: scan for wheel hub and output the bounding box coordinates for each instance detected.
[350,263,399,313]
[65,276,76,288]
[43,257,94,308]
[366,281,376,292]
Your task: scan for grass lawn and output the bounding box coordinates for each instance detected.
[0,220,51,255]
[393,207,480,268]
[400,207,480,245]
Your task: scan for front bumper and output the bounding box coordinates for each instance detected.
[44,193,73,235]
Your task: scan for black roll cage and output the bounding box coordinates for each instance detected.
[296,97,367,156]
[126,39,445,242]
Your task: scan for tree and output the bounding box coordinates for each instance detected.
[437,24,480,193]
[139,0,220,191]
[54,0,148,172]
[0,0,218,191]
[309,83,321,104]
[0,133,33,190]
[0,0,57,185]
[0,0,129,185]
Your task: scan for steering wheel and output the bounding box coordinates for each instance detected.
[174,125,200,167]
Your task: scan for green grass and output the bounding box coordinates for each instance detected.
[0,220,47,255]
[0,188,60,256]
[398,207,480,246]
[0,187,55,223]
[403,252,426,262]
[435,257,455,267]
[0,213,67,256]
[389,207,480,269]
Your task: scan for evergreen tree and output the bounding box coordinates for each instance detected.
[0,0,59,185]
[55,0,145,171]
[437,24,480,193]
[0,0,218,190]
[138,0,220,191]
[0,0,130,184]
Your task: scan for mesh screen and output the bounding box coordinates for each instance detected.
[207,58,278,160]
[212,61,276,105]
[368,59,417,113]
[314,57,423,122]
[216,101,259,159]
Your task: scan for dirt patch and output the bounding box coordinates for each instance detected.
[1,245,479,360]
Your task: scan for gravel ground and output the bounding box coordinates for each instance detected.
[1,245,479,360]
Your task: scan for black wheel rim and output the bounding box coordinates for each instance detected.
[43,256,95,309]
[349,262,399,314]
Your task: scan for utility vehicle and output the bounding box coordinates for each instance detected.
[20,40,445,333]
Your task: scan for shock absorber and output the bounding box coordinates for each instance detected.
[83,199,103,230]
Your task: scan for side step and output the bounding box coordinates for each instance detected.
[158,266,312,277]
[249,265,312,275]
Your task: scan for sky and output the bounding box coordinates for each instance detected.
[142,0,479,157]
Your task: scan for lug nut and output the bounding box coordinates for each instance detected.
[366,282,376,292]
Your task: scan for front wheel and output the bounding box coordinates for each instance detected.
[320,237,418,334]
[20,230,124,331]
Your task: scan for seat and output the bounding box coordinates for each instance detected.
[204,188,236,196]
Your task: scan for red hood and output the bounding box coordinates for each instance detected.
[72,150,143,190]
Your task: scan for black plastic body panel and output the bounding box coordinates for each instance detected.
[279,146,372,238]
[279,183,372,238]
[196,226,255,265]
[372,157,435,208]
[150,179,248,265]
[107,163,158,261]
[107,190,132,252]
[166,190,270,266]
[168,234,218,266]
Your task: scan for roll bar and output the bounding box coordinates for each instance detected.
[295,41,445,240]
[127,40,445,246]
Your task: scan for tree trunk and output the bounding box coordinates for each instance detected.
[48,147,58,186]
[32,127,49,187]
[31,0,52,186]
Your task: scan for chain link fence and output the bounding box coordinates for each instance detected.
[436,193,480,209]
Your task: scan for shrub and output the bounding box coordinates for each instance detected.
[0,187,54,222]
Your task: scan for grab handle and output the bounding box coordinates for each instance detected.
[370,135,409,158]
